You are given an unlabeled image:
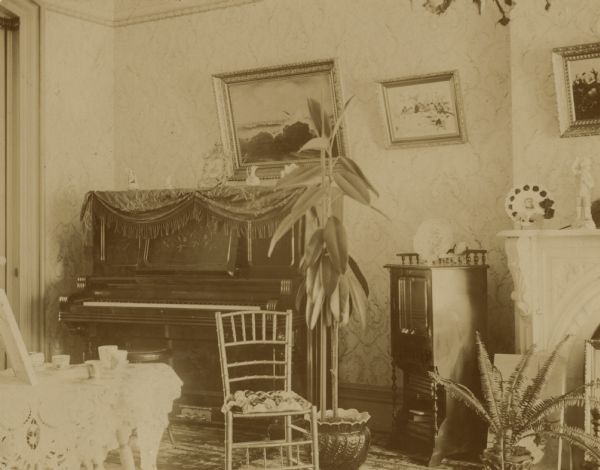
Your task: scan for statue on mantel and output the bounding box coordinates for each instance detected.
[572,156,596,229]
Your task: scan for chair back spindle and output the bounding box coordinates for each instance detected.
[215,310,293,396]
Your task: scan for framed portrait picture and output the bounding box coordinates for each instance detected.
[553,42,600,137]
[213,59,346,180]
[379,70,467,148]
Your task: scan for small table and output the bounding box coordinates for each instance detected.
[0,362,182,469]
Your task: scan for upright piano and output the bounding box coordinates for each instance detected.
[59,187,313,420]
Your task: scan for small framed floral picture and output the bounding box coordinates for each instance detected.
[379,70,467,147]
[553,41,600,137]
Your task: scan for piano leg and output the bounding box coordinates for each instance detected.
[164,325,174,367]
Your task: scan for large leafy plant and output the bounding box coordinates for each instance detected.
[430,334,600,470]
[268,97,381,420]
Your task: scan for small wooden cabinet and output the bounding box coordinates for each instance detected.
[385,256,488,462]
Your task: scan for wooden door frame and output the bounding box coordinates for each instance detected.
[0,0,42,351]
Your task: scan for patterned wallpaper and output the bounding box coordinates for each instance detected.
[510,0,600,230]
[113,0,514,386]
[43,11,115,356]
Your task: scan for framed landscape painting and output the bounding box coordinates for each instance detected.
[379,70,467,147]
[213,59,346,180]
[553,41,600,137]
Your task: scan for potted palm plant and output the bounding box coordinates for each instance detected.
[268,96,380,470]
[430,333,600,470]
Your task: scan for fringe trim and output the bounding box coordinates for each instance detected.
[81,188,302,240]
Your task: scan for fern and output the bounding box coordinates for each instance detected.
[538,424,600,463]
[476,332,504,430]
[429,371,498,432]
[520,384,600,438]
[503,343,536,446]
[434,333,600,464]
[519,335,571,416]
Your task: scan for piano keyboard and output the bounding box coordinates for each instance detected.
[82,301,261,311]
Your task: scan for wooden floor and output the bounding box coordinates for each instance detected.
[105,422,429,469]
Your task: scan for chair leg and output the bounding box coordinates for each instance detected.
[167,423,176,446]
[311,406,320,470]
[285,415,293,465]
[225,412,233,470]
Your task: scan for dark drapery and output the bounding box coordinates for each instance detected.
[80,185,304,240]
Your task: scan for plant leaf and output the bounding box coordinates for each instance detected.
[334,171,370,206]
[295,278,306,312]
[348,256,369,297]
[336,156,379,197]
[329,281,340,323]
[475,332,503,431]
[320,255,340,297]
[537,424,600,463]
[323,216,348,274]
[309,278,325,330]
[503,343,536,433]
[430,372,497,432]
[335,169,371,205]
[339,273,350,326]
[302,229,324,270]
[276,164,322,188]
[328,96,354,154]
[347,268,368,329]
[520,384,589,436]
[269,184,325,256]
[307,98,331,137]
[519,335,571,416]
[299,137,329,153]
[305,293,313,326]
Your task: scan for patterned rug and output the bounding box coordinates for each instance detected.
[105,422,429,469]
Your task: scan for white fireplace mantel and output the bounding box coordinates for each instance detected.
[499,229,600,384]
[499,229,600,352]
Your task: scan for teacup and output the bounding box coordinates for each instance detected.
[98,345,118,369]
[51,354,70,369]
[29,352,45,368]
[110,349,128,370]
[85,359,102,379]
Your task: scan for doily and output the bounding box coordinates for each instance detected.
[504,184,555,226]
[413,219,454,264]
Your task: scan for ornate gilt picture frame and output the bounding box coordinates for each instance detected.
[552,41,600,137]
[379,70,467,148]
[213,59,346,180]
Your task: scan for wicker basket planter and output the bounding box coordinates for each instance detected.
[481,447,534,470]
[317,409,371,470]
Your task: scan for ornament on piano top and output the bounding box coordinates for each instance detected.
[245,166,261,186]
[280,163,299,178]
[197,143,233,188]
[127,169,140,190]
[165,175,174,190]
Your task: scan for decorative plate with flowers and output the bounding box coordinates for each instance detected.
[504,184,555,227]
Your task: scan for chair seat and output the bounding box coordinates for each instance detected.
[222,390,311,414]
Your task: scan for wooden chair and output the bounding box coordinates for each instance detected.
[215,309,319,470]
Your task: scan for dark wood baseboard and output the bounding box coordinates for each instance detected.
[338,382,395,433]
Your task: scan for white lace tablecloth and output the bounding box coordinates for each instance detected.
[0,363,182,470]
